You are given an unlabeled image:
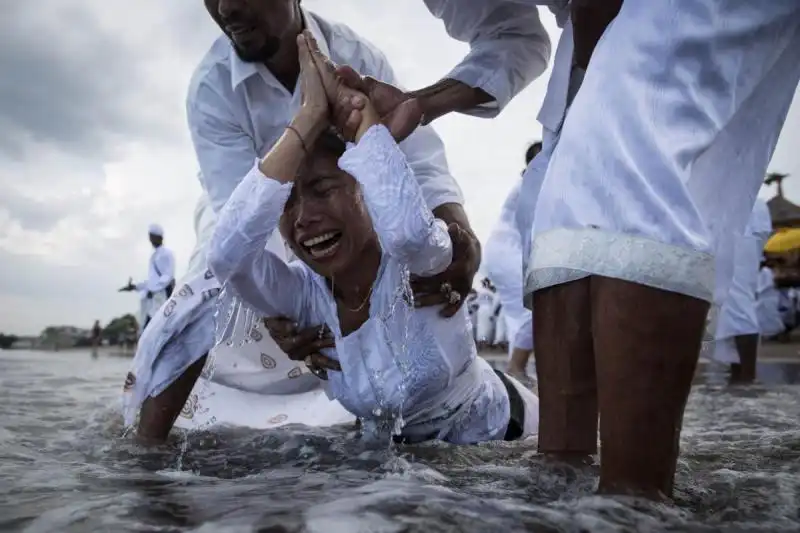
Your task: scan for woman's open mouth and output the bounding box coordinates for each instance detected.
[301,231,343,260]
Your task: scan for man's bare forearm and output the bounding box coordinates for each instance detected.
[433,202,481,257]
[433,202,472,232]
[409,79,494,125]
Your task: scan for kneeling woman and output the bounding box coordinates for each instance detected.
[208,36,537,444]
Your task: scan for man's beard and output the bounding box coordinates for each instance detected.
[232,35,281,63]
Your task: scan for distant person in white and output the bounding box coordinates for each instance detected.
[473,278,497,350]
[712,198,773,384]
[484,142,541,380]
[209,32,539,443]
[493,305,507,349]
[122,0,550,442]
[757,260,785,340]
[465,288,479,340]
[118,224,175,332]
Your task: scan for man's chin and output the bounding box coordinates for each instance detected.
[232,40,280,63]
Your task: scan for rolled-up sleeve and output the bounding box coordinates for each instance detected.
[187,81,259,214]
[423,0,554,116]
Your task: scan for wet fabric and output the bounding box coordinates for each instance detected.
[209,125,539,444]
[526,1,800,315]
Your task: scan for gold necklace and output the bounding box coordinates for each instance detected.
[332,277,374,313]
[344,284,374,312]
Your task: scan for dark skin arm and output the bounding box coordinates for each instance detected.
[409,78,495,126]
[414,203,481,318]
[136,355,207,445]
[570,0,624,70]
[334,66,493,142]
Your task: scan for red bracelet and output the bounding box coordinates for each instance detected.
[286,125,308,154]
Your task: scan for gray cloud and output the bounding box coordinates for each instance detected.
[0,191,91,232]
[0,3,156,160]
[0,0,214,236]
[0,0,797,337]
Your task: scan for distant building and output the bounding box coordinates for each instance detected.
[764,173,800,286]
[38,326,92,350]
[765,173,800,229]
[10,337,37,349]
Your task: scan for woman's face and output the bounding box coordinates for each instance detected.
[279,150,375,278]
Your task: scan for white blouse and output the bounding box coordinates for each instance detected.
[209,125,509,444]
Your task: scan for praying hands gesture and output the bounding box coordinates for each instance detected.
[288,31,379,151]
[267,31,481,370]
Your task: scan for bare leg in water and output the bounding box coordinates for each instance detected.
[729,334,759,384]
[533,277,708,498]
[507,348,533,379]
[136,355,207,445]
[533,278,597,467]
[592,277,708,500]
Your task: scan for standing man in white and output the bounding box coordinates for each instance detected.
[485,142,541,380]
[119,224,176,333]
[712,198,773,384]
[525,1,800,499]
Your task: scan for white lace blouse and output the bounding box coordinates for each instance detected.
[209,124,509,444]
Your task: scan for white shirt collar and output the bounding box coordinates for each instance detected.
[229,8,331,91]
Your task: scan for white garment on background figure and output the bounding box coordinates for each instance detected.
[494,308,508,345]
[135,241,175,329]
[757,267,785,338]
[466,291,479,341]
[712,199,773,364]
[485,180,534,357]
[515,315,533,353]
[778,288,798,330]
[122,10,471,430]
[209,125,539,443]
[525,1,800,320]
[474,287,497,343]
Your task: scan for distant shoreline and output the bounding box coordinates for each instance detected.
[6,344,800,366]
[5,345,137,357]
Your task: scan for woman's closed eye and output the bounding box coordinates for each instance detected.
[312,179,340,197]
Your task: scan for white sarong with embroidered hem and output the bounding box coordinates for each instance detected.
[525,1,800,320]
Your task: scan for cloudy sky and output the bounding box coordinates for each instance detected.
[1,1,798,335]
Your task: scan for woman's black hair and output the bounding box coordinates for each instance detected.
[314,127,348,158]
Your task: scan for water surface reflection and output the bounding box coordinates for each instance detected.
[1,350,799,532]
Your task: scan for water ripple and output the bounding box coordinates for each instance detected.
[1,350,799,532]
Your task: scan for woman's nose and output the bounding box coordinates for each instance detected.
[293,200,322,230]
